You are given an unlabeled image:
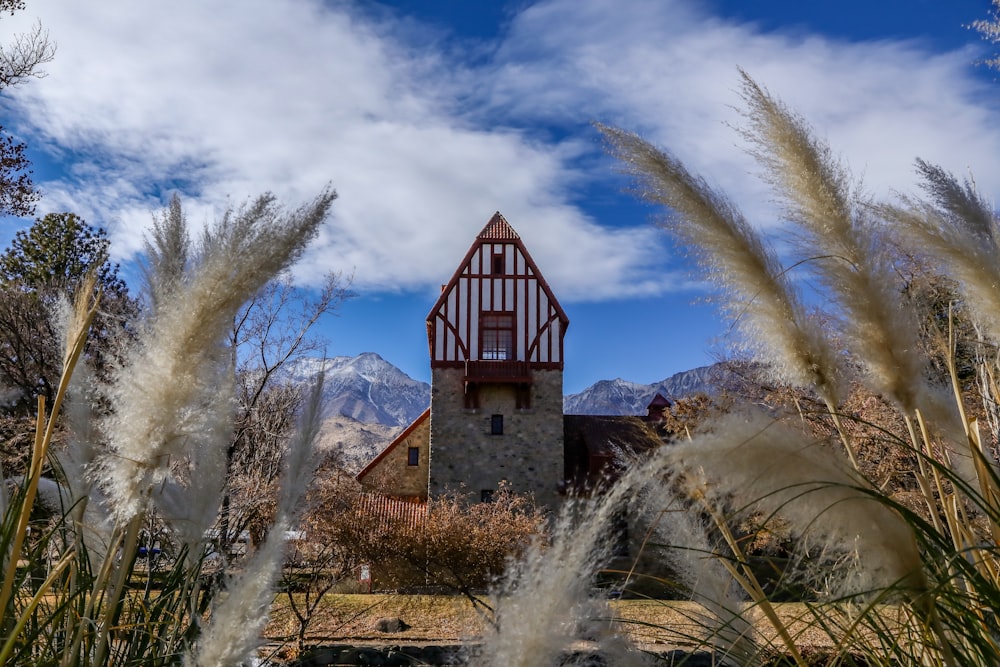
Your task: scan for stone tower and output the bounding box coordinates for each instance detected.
[425,212,569,507]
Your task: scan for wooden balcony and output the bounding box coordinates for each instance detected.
[464,360,533,384]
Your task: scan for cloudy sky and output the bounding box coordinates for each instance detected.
[1,0,999,393]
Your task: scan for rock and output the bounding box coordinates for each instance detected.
[373,616,411,633]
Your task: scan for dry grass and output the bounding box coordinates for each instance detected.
[266,594,492,643]
[265,594,880,651]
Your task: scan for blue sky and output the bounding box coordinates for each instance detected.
[1,0,999,394]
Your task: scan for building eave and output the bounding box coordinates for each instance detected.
[356,408,431,482]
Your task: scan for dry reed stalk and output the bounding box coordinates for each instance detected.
[0,275,98,627]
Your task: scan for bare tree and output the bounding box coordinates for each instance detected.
[222,272,353,551]
[0,1,56,216]
[278,468,359,653]
[0,7,55,89]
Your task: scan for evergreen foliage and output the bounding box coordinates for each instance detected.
[0,213,132,420]
[0,212,126,294]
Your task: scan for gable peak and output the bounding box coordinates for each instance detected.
[478,212,520,241]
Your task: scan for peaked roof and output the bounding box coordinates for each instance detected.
[478,211,520,240]
[647,393,671,408]
[426,211,569,328]
[355,408,430,482]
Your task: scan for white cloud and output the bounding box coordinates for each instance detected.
[486,0,1000,222]
[3,0,1000,304]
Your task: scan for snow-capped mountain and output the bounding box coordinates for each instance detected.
[287,353,725,428]
[284,352,430,427]
[563,364,724,416]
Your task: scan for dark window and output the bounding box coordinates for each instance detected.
[492,252,504,274]
[481,313,513,360]
[480,489,495,503]
[516,384,531,410]
[491,414,504,435]
[407,447,419,466]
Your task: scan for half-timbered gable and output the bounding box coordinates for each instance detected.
[426,213,569,507]
[426,212,568,371]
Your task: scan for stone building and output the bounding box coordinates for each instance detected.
[357,212,665,507]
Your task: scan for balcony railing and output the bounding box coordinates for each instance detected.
[465,360,532,384]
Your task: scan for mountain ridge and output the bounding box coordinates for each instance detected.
[295,352,722,427]
[300,353,725,473]
[562,364,722,416]
[284,352,431,427]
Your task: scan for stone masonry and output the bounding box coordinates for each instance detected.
[427,367,564,509]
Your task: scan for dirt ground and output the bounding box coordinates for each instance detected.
[265,594,843,651]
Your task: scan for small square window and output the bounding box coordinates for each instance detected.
[407,447,419,466]
[492,252,504,275]
[491,414,503,435]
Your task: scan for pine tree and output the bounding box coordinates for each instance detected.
[0,212,133,417]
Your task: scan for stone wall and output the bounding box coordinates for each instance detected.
[358,417,430,498]
[428,367,563,508]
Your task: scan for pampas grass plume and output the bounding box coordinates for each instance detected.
[661,411,923,598]
[186,372,324,667]
[597,123,843,405]
[101,189,335,521]
[737,71,934,420]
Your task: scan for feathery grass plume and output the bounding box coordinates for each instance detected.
[654,411,923,600]
[736,71,951,434]
[52,291,117,558]
[971,1,1000,71]
[885,162,1000,345]
[151,374,232,556]
[141,192,191,313]
[598,121,859,465]
[484,483,648,667]
[101,189,336,521]
[881,162,1000,495]
[486,413,926,665]
[628,486,762,665]
[597,123,843,407]
[912,159,997,242]
[186,373,324,667]
[614,412,927,666]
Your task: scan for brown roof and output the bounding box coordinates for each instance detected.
[478,211,520,240]
[356,493,427,532]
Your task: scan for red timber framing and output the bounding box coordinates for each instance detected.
[426,212,570,377]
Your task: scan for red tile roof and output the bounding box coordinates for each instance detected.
[477,211,520,240]
[356,493,427,532]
